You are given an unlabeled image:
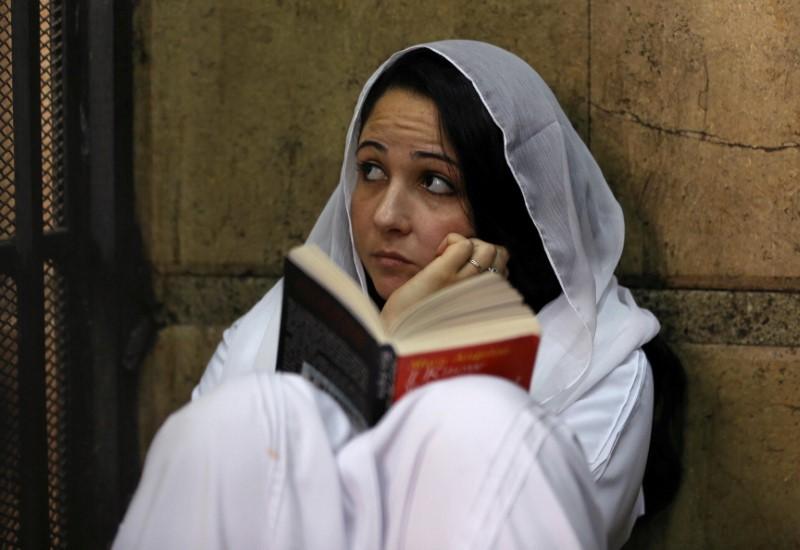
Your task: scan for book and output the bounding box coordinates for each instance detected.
[276,244,540,429]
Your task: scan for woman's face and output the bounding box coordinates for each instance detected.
[351,88,475,300]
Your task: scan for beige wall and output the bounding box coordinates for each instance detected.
[133,1,799,547]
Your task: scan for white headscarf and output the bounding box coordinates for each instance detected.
[197,40,660,415]
[303,40,659,413]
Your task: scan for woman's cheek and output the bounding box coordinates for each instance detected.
[420,217,474,263]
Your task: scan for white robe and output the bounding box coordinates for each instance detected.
[113,40,659,549]
[115,369,651,549]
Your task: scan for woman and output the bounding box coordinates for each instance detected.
[114,41,662,549]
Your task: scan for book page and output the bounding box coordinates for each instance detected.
[389,285,525,338]
[392,315,540,356]
[387,273,535,339]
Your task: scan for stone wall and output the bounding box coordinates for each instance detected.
[133,1,799,547]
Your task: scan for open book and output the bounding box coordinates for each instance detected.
[276,244,540,429]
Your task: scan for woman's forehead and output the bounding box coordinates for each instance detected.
[359,89,456,157]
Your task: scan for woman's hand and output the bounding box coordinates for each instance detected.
[380,233,509,327]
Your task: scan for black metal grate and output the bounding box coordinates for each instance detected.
[0,275,20,547]
[40,1,65,231]
[43,261,68,549]
[0,0,15,239]
[2,3,139,546]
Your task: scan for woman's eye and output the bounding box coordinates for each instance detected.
[423,174,455,195]
[358,162,386,182]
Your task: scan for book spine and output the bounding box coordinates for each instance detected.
[370,345,397,424]
[391,335,539,403]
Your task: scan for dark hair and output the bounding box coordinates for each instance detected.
[639,335,686,519]
[358,48,686,519]
[359,49,562,313]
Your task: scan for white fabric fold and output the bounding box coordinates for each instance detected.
[119,374,607,550]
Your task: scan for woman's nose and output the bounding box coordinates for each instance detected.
[373,181,411,234]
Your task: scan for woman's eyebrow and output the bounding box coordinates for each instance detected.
[357,140,458,167]
[412,150,458,166]
[356,140,386,153]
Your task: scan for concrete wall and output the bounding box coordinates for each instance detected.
[133,1,799,547]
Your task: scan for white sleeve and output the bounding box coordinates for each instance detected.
[557,349,654,550]
[192,279,285,400]
[190,321,236,400]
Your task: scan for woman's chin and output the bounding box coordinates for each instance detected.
[373,278,407,302]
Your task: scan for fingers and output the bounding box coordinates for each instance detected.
[436,233,470,256]
[492,243,510,277]
[435,233,510,279]
[458,241,492,277]
[456,238,510,279]
[427,237,474,284]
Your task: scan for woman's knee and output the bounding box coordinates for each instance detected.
[404,375,535,430]
[374,375,550,466]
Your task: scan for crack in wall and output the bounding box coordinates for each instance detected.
[591,102,800,153]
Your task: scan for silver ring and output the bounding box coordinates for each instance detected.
[468,258,483,271]
[487,266,498,273]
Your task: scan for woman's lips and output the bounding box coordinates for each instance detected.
[372,251,413,268]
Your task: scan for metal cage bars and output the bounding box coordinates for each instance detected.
[9,2,49,547]
[2,1,142,547]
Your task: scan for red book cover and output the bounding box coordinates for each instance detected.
[391,334,539,403]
